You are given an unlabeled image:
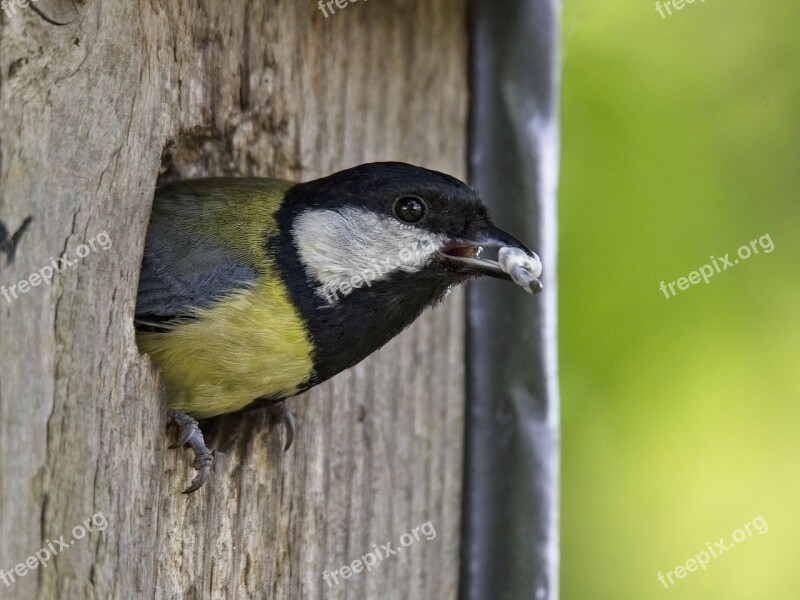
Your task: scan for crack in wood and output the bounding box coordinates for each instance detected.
[28,2,74,26]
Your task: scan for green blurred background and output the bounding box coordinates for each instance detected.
[559,1,800,598]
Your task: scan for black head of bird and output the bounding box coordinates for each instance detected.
[135,161,542,492]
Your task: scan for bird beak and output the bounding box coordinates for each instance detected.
[439,225,543,294]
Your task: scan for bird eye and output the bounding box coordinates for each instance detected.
[393,196,426,223]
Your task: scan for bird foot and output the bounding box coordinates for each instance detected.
[167,410,214,494]
[266,401,296,452]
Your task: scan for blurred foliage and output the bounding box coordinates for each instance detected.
[559,0,800,598]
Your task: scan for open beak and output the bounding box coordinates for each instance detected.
[439,225,543,295]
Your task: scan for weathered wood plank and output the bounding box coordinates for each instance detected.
[0,1,467,598]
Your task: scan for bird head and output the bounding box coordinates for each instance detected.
[275,162,541,306]
[271,162,542,382]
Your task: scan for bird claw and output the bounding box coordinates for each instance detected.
[168,417,198,449]
[167,410,214,494]
[267,402,296,452]
[166,404,292,493]
[183,448,213,494]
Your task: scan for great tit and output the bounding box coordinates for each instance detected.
[135,162,542,493]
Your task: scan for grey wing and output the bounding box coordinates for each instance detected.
[135,218,257,328]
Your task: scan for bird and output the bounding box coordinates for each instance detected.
[135,162,542,493]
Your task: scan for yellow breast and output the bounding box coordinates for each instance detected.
[137,276,314,419]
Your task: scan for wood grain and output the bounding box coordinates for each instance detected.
[0,1,467,598]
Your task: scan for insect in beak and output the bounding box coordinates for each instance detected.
[439,225,543,294]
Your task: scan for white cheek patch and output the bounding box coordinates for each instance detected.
[292,207,447,303]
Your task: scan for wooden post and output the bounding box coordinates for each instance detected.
[0,2,467,598]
